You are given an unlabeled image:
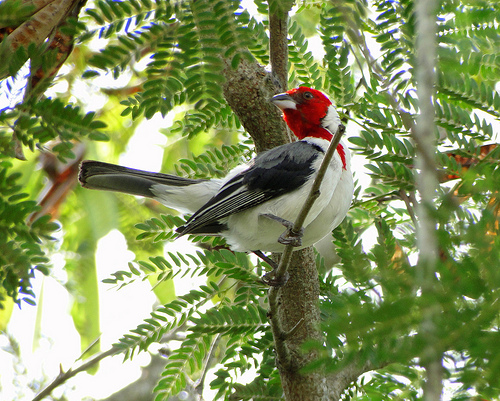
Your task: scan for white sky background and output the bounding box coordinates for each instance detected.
[2,1,498,400]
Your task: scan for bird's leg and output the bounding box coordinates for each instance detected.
[253,250,278,269]
[253,250,289,287]
[260,213,304,247]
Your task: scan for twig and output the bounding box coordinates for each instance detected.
[399,189,418,226]
[32,346,121,401]
[272,124,346,285]
[267,124,346,369]
[195,334,221,396]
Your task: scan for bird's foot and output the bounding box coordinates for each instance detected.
[261,213,304,247]
[253,250,289,287]
[261,269,289,287]
[253,250,278,269]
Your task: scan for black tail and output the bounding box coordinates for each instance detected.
[79,160,205,198]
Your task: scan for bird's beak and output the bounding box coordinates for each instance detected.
[271,93,297,110]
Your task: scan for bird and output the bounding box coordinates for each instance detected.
[79,87,353,277]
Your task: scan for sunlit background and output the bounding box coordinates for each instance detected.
[1,0,498,399]
[0,2,375,399]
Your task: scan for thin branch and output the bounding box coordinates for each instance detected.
[268,124,346,369]
[272,124,346,286]
[195,334,221,396]
[33,325,191,401]
[399,189,418,226]
[32,347,121,401]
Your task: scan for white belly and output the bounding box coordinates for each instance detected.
[223,166,353,253]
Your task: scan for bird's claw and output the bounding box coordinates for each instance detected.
[278,227,304,247]
[261,213,304,247]
[262,270,289,287]
[253,250,288,286]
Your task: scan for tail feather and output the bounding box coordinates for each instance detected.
[79,160,206,198]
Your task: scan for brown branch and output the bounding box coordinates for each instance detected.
[32,346,121,401]
[267,124,346,373]
[269,8,289,92]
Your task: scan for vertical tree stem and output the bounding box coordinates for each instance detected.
[414,0,442,399]
[269,4,289,92]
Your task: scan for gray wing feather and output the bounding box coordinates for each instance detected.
[177,141,323,235]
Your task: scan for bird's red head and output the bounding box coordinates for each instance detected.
[271,86,339,141]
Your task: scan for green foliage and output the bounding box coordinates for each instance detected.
[0,0,36,27]
[171,143,253,180]
[0,98,108,161]
[0,161,58,306]
[1,0,499,399]
[288,19,323,88]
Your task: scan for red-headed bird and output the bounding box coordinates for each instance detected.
[79,87,353,261]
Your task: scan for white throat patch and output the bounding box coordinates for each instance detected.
[321,104,341,134]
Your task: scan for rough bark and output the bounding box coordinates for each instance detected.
[222,59,289,152]
[274,248,325,399]
[217,3,376,400]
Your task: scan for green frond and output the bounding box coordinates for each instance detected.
[435,100,495,143]
[332,219,372,285]
[231,378,283,400]
[437,74,500,118]
[2,98,108,161]
[0,162,58,307]
[114,284,219,358]
[83,0,182,41]
[87,22,176,78]
[173,143,252,179]
[319,6,355,106]
[288,20,323,88]
[438,2,500,53]
[105,236,262,287]
[245,15,270,65]
[438,47,500,83]
[190,303,268,335]
[154,334,212,399]
[114,0,261,129]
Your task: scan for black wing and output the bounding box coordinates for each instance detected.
[177,141,324,235]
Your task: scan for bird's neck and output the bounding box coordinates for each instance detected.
[284,113,333,141]
[284,111,347,170]
[283,104,340,141]
[302,136,347,171]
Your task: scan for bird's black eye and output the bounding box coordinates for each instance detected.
[304,92,313,100]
